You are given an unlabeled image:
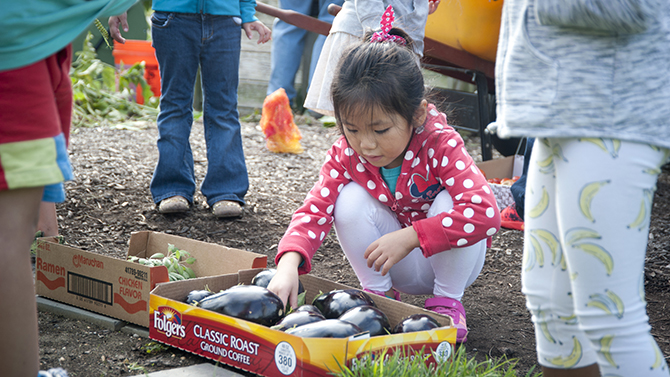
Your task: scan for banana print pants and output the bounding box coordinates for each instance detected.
[522,138,670,375]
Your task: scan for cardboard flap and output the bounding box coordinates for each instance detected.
[128,231,267,278]
[477,155,515,180]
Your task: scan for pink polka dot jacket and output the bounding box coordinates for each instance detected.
[276,104,501,274]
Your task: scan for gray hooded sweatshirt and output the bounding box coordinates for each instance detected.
[493,0,670,150]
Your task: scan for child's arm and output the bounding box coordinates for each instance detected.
[239,0,271,44]
[274,138,351,275]
[410,108,500,257]
[267,252,303,309]
[364,226,419,276]
[242,20,271,44]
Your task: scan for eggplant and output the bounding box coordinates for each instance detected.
[293,304,323,316]
[198,285,284,327]
[285,319,362,338]
[185,289,214,305]
[272,310,325,332]
[312,289,376,319]
[251,268,305,294]
[393,314,441,334]
[338,305,391,336]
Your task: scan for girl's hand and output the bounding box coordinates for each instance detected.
[428,0,441,15]
[364,227,420,276]
[267,252,302,310]
[243,21,272,44]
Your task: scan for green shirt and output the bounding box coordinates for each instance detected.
[1,0,137,71]
[380,165,402,195]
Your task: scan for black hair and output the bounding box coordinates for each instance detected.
[331,28,426,134]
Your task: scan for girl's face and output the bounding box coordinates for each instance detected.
[341,100,427,169]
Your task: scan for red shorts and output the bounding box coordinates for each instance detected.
[0,45,73,192]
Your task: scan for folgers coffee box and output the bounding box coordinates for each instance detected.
[149,269,456,376]
[35,231,267,327]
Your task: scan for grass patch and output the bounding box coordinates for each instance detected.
[332,346,541,377]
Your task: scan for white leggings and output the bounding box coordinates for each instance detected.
[333,182,487,300]
[523,138,669,375]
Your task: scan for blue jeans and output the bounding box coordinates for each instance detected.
[267,0,344,103]
[510,137,534,219]
[150,12,248,207]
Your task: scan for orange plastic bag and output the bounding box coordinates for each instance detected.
[259,88,303,154]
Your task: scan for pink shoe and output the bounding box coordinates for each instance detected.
[425,296,468,343]
[363,288,401,301]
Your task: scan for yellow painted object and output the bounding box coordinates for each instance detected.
[424,0,504,62]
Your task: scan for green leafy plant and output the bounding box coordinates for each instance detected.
[124,361,149,376]
[127,243,197,281]
[70,32,159,128]
[140,341,170,354]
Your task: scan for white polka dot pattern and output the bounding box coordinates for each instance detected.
[455,160,466,170]
[275,104,500,272]
[441,156,449,167]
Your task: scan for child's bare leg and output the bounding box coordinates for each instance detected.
[0,187,43,377]
[37,201,59,236]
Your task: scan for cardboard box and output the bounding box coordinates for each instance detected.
[35,231,267,327]
[149,269,456,377]
[477,155,524,210]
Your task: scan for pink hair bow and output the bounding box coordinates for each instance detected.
[370,5,407,46]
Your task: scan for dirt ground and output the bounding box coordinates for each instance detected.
[37,115,670,376]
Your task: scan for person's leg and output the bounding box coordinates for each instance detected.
[198,15,249,207]
[522,138,599,374]
[526,138,670,376]
[37,201,58,236]
[0,187,43,377]
[267,0,311,104]
[150,12,202,205]
[38,182,68,237]
[333,183,485,300]
[0,45,74,377]
[334,182,405,293]
[510,137,535,219]
[308,0,344,84]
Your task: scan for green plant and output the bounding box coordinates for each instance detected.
[128,243,197,281]
[333,346,541,377]
[70,32,159,128]
[124,361,149,376]
[140,341,170,354]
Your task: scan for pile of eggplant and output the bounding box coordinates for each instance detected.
[182,269,444,338]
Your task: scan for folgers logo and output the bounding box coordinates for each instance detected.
[72,254,104,269]
[154,307,186,339]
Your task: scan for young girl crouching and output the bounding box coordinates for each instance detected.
[267,15,500,343]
